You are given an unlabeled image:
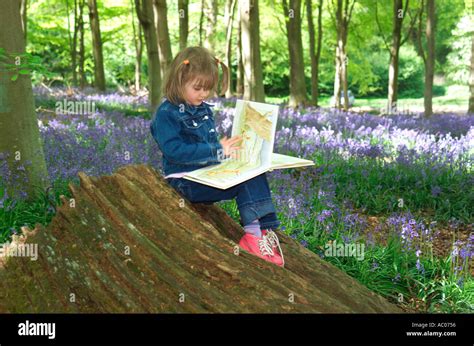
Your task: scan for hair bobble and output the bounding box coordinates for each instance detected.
[182,59,190,65]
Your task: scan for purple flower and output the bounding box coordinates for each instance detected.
[371,261,379,271]
[431,186,442,197]
[416,259,425,274]
[317,209,333,223]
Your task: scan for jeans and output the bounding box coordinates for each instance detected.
[167,173,280,230]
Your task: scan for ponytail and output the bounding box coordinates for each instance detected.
[215,57,229,96]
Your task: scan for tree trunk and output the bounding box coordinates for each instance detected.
[0,0,49,200]
[341,29,349,111]
[66,0,75,86]
[0,165,403,313]
[469,32,474,113]
[224,0,237,98]
[78,0,86,89]
[131,0,143,92]
[72,0,79,86]
[282,0,308,108]
[333,0,354,111]
[240,0,265,102]
[199,0,204,46]
[424,0,435,117]
[153,0,173,80]
[333,0,343,109]
[20,0,27,42]
[307,0,323,107]
[410,0,426,61]
[135,0,162,111]
[388,0,405,113]
[88,0,106,91]
[235,2,244,97]
[178,0,189,51]
[203,0,218,52]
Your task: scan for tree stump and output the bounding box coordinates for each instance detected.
[0,164,402,313]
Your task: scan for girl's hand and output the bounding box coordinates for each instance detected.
[220,135,242,159]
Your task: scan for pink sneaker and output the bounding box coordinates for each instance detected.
[239,233,283,267]
[261,229,285,267]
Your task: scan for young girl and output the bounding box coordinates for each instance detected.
[150,46,284,267]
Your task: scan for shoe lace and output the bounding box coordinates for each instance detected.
[257,238,274,257]
[263,230,285,267]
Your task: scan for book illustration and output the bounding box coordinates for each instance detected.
[241,102,273,142]
[189,102,274,182]
[183,100,314,189]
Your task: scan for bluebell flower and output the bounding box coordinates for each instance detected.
[371,261,379,271]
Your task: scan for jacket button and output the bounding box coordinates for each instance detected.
[204,116,209,120]
[209,129,215,132]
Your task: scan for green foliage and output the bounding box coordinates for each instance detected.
[22,0,473,97]
[0,179,75,244]
[445,15,473,84]
[0,47,55,82]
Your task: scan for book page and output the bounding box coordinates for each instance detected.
[270,153,315,170]
[184,100,279,189]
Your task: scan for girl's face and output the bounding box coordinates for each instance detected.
[183,78,211,106]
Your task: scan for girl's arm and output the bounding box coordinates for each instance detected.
[151,109,223,165]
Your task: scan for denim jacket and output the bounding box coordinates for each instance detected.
[150,98,223,176]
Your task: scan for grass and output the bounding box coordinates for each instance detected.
[218,196,474,313]
[1,84,472,312]
[216,142,473,312]
[35,96,151,119]
[0,179,75,242]
[266,85,470,113]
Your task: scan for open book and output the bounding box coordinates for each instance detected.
[183,100,315,189]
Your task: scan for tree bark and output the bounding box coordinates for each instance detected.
[178,0,189,51]
[387,0,404,113]
[469,32,474,113]
[199,0,204,46]
[333,0,354,111]
[131,0,143,92]
[224,0,237,98]
[282,0,308,108]
[20,0,27,42]
[78,0,86,89]
[306,0,323,107]
[333,0,343,109]
[0,165,403,313]
[153,0,173,80]
[0,0,49,200]
[424,0,435,117]
[235,2,244,96]
[88,0,106,91]
[203,0,218,52]
[71,0,78,86]
[376,0,417,113]
[135,0,162,111]
[240,0,265,102]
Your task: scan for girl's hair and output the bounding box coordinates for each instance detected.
[162,46,229,105]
